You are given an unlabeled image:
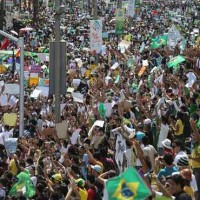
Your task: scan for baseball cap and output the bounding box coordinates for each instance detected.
[75,178,85,187]
[91,165,102,173]
[52,173,62,182]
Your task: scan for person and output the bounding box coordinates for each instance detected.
[142,135,157,171]
[166,174,192,200]
[161,139,174,155]
[157,154,178,181]
[0,178,6,200]
[173,111,185,141]
[172,139,188,165]
[157,116,170,156]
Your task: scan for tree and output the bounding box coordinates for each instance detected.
[0,0,6,30]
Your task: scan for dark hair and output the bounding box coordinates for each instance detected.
[163,153,174,165]
[87,174,95,184]
[142,135,149,145]
[167,174,185,189]
[173,139,184,151]
[176,111,184,121]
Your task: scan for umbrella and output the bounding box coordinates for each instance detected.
[20,27,34,32]
[10,30,18,36]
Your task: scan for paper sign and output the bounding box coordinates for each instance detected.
[29,77,39,87]
[138,66,146,76]
[154,74,163,84]
[186,72,196,88]
[4,84,20,94]
[142,60,149,66]
[104,103,112,117]
[8,95,18,106]
[0,94,8,106]
[4,138,18,153]
[24,71,29,80]
[88,120,105,137]
[0,65,6,73]
[72,92,84,103]
[56,121,69,139]
[30,89,41,98]
[3,113,17,126]
[111,62,119,70]
[30,73,39,78]
[36,86,49,97]
[30,65,41,73]
[67,87,75,93]
[0,81,4,87]
[72,79,81,87]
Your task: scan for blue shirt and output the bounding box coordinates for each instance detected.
[158,166,178,180]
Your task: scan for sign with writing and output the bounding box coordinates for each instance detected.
[90,20,103,54]
[30,65,41,73]
[4,84,20,94]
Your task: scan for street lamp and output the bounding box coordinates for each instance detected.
[0,30,24,137]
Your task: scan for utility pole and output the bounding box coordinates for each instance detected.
[93,0,98,65]
[93,0,98,20]
[0,31,24,137]
[118,0,122,8]
[0,0,6,31]
[54,0,61,123]
[49,1,66,123]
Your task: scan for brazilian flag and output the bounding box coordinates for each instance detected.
[105,167,151,200]
[150,35,167,49]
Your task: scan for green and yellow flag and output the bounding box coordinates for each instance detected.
[9,172,35,198]
[105,167,151,200]
[167,55,185,68]
[150,35,167,49]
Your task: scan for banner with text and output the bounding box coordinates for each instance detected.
[115,9,125,35]
[90,20,102,54]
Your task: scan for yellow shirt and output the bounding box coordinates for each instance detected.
[175,119,184,135]
[9,159,18,176]
[84,69,91,78]
[191,144,200,168]
[90,64,96,70]
[78,188,88,200]
[184,186,194,199]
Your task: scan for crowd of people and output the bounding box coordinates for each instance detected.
[0,0,200,199]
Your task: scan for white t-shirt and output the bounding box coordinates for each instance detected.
[143,144,157,171]
[174,151,188,165]
[157,123,170,148]
[0,130,13,145]
[70,129,81,145]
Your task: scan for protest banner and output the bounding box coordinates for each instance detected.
[115,9,125,35]
[90,20,103,54]
[4,84,20,95]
